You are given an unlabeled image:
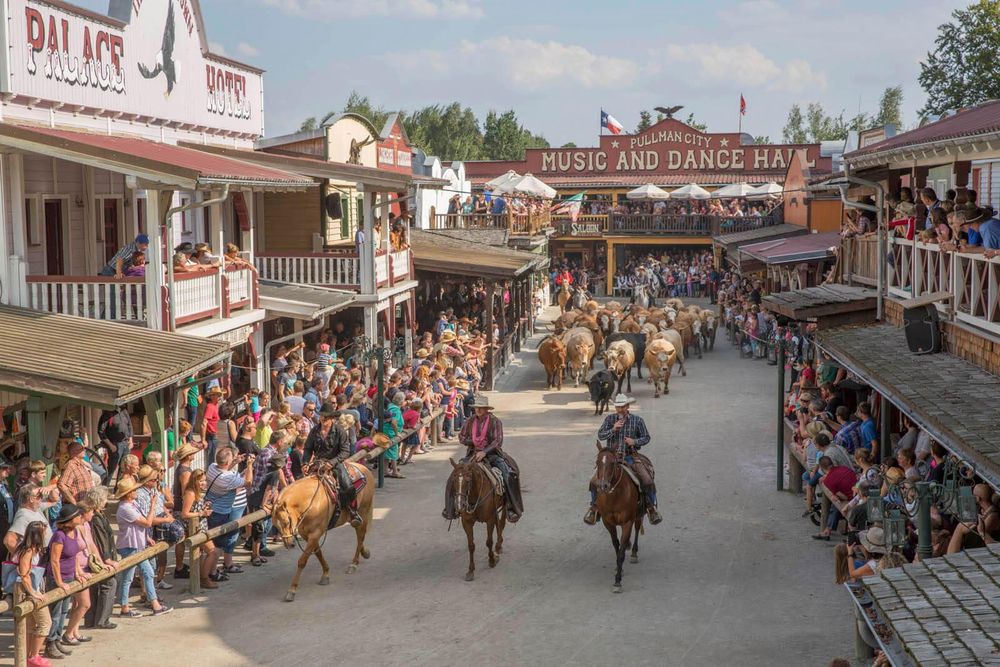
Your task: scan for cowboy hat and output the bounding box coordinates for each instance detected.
[318,403,339,419]
[206,386,224,397]
[55,503,82,525]
[137,464,159,484]
[961,209,986,225]
[454,379,470,391]
[859,526,887,554]
[612,394,635,408]
[469,395,494,410]
[174,443,201,461]
[115,478,143,499]
[415,347,431,359]
[440,331,457,343]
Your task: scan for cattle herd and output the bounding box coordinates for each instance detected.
[536,298,718,414]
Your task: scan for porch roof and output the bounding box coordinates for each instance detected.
[0,123,315,191]
[713,223,809,254]
[410,229,547,279]
[740,231,840,265]
[0,305,231,408]
[762,285,877,321]
[258,281,357,320]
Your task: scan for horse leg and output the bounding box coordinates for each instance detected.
[285,539,315,602]
[315,544,331,585]
[347,509,370,573]
[615,522,633,592]
[463,517,476,581]
[635,357,643,379]
[630,519,640,563]
[496,511,505,555]
[626,366,632,393]
[486,517,497,568]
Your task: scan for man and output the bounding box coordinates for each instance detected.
[205,448,254,578]
[4,484,55,554]
[957,208,1000,257]
[443,396,523,522]
[816,432,853,469]
[586,394,662,525]
[857,402,878,455]
[920,187,940,230]
[99,234,149,277]
[819,383,843,416]
[200,386,223,464]
[58,441,95,503]
[554,266,574,291]
[0,457,14,561]
[303,403,361,526]
[832,406,864,454]
[98,405,133,484]
[811,456,857,540]
[749,280,763,306]
[286,380,306,415]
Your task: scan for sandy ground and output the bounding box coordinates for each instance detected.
[0,303,856,666]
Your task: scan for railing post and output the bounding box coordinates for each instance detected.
[776,341,785,491]
[188,517,201,595]
[14,605,27,667]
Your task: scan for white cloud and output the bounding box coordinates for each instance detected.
[652,43,826,93]
[258,0,483,19]
[237,42,260,58]
[380,37,637,91]
[209,41,227,56]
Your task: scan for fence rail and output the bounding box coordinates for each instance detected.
[431,212,550,235]
[25,276,147,323]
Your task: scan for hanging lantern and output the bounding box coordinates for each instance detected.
[957,486,979,524]
[885,509,907,550]
[866,495,886,523]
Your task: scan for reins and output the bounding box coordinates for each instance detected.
[284,475,330,553]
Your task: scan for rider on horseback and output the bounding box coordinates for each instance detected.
[585,394,663,526]
[442,396,524,522]
[303,402,363,527]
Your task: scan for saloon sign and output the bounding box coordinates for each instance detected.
[2,0,263,136]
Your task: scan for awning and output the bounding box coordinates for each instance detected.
[0,306,230,408]
[763,285,877,327]
[258,281,356,320]
[410,229,546,279]
[181,142,415,192]
[0,123,315,191]
[817,324,1000,490]
[740,231,840,264]
[848,545,1000,665]
[713,223,809,254]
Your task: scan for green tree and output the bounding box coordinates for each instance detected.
[299,117,317,131]
[525,132,549,149]
[753,135,771,144]
[561,142,578,148]
[684,113,708,132]
[483,110,529,161]
[875,85,904,129]
[804,102,850,141]
[918,1,1000,118]
[656,112,666,123]
[635,110,653,133]
[404,103,483,160]
[782,104,808,143]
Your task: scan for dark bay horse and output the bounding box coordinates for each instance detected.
[593,444,643,592]
[448,458,506,581]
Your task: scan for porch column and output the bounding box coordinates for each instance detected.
[0,155,10,304]
[82,166,97,275]
[9,154,28,306]
[911,166,928,192]
[249,325,265,388]
[142,392,167,466]
[953,161,972,205]
[484,281,496,391]
[360,189,375,296]
[25,396,45,462]
[145,190,166,330]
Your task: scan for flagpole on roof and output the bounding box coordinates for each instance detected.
[738,93,743,135]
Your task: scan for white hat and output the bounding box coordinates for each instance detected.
[612,394,635,408]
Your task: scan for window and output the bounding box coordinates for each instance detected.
[25,198,40,246]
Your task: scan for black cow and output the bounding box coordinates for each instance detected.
[588,370,616,416]
[605,332,646,379]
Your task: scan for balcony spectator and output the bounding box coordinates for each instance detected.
[99,234,149,278]
[919,187,941,230]
[173,242,210,273]
[957,208,1000,256]
[123,251,146,277]
[223,243,251,268]
[193,242,223,267]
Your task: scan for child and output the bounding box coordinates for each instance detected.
[9,521,51,666]
[400,399,423,465]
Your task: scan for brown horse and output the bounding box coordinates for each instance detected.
[557,282,572,312]
[448,458,506,581]
[593,444,643,592]
[271,461,376,601]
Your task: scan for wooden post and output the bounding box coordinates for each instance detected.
[188,517,201,595]
[14,611,27,667]
[879,394,891,463]
[25,395,45,463]
[776,342,785,491]
[484,281,495,391]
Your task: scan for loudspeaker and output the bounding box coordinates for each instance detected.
[325,193,343,219]
[903,304,941,354]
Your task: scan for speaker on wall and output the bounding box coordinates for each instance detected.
[325,193,343,219]
[903,304,941,354]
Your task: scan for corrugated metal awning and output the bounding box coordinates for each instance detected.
[258,281,357,320]
[0,306,231,408]
[410,230,546,278]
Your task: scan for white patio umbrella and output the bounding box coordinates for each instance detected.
[711,182,756,199]
[485,170,521,191]
[625,183,671,200]
[508,173,557,199]
[669,183,711,200]
[747,182,783,200]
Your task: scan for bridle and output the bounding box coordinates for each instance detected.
[453,464,490,515]
[595,449,625,495]
[276,476,329,552]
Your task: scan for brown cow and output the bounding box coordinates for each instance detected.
[561,327,595,387]
[556,309,581,331]
[650,329,687,377]
[644,339,677,397]
[573,313,604,350]
[603,339,635,394]
[537,335,567,390]
[618,316,642,333]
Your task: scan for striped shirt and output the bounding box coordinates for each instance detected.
[101,241,140,275]
[597,413,651,457]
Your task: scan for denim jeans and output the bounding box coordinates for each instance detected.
[117,547,157,606]
[205,434,218,468]
[208,505,246,554]
[46,576,71,642]
[442,414,455,438]
[803,469,823,488]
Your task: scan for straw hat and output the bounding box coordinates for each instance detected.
[415,347,431,359]
[174,443,201,461]
[859,526,887,554]
[137,464,159,484]
[206,386,224,397]
[440,331,457,343]
[454,378,470,391]
[115,478,143,499]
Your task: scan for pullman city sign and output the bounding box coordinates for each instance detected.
[471,118,828,178]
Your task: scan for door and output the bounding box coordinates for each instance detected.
[44,200,65,275]
[100,199,121,265]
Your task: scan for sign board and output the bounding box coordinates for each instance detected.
[555,220,602,237]
[376,115,413,175]
[2,0,264,137]
[859,125,895,148]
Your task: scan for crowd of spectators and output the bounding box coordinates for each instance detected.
[608,197,780,219]
[612,250,717,300]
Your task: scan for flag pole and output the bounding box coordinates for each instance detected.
[738,95,742,135]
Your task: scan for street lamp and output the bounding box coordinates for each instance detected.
[353,334,395,489]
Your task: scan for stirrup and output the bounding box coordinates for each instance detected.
[647,507,663,525]
[583,507,599,525]
[348,509,363,527]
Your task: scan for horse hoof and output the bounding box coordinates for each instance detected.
[489,558,497,568]
[345,565,357,575]
[630,554,639,564]
[465,572,475,582]
[612,584,623,594]
[284,591,296,602]
[319,574,331,584]
[361,547,371,559]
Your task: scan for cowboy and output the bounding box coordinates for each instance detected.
[586,394,662,525]
[442,396,523,522]
[303,403,361,526]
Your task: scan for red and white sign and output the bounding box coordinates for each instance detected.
[3,0,263,136]
[376,115,413,175]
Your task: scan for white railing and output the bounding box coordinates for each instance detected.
[25,277,147,324]
[174,272,220,324]
[375,252,389,286]
[390,249,411,282]
[255,254,360,286]
[954,252,1000,333]
[226,267,254,306]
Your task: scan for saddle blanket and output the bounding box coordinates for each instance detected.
[345,461,368,492]
[478,462,504,496]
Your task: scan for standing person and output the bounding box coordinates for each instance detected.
[9,521,52,666]
[183,379,201,427]
[179,470,218,590]
[170,442,199,580]
[0,456,15,562]
[4,485,55,556]
[98,406,133,485]
[200,387,223,465]
[443,396,523,523]
[99,234,149,278]
[247,453,285,567]
[58,441,95,504]
[204,448,254,579]
[80,487,119,631]
[46,504,91,654]
[586,394,662,526]
[382,392,405,479]
[114,479,171,618]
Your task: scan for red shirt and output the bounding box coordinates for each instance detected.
[202,401,220,435]
[402,408,421,429]
[822,466,857,498]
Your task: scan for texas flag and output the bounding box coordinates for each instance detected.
[601,109,624,135]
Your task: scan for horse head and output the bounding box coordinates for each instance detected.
[449,457,477,514]
[271,497,299,550]
[594,446,621,494]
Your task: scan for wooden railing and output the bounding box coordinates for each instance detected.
[842,235,879,286]
[607,212,782,236]
[254,248,412,290]
[26,276,148,323]
[431,211,550,236]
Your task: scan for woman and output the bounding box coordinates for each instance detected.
[171,442,200,579]
[47,504,91,653]
[117,454,140,488]
[224,243,250,268]
[216,402,238,452]
[382,392,405,479]
[76,493,118,633]
[180,470,218,590]
[80,487,118,631]
[115,479,172,617]
[123,251,146,277]
[849,526,887,580]
[11,521,52,666]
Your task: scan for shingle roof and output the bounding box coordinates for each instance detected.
[410,230,546,278]
[0,306,231,407]
[817,324,1000,490]
[713,223,808,250]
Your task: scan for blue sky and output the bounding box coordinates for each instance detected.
[79,0,969,147]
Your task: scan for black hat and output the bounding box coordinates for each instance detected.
[55,503,82,525]
[175,242,195,254]
[318,402,339,419]
[269,453,288,469]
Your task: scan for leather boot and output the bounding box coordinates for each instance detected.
[583,506,599,525]
[647,506,663,525]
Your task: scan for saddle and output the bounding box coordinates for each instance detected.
[313,461,367,506]
[478,462,504,496]
[620,464,641,488]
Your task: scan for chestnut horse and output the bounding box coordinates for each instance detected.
[271,461,376,601]
[557,282,572,312]
[593,444,643,592]
[448,458,506,581]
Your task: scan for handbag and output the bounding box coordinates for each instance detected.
[88,553,108,575]
[2,560,44,594]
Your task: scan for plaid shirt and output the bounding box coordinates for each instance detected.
[834,419,864,454]
[252,446,275,494]
[597,413,650,457]
[61,458,94,502]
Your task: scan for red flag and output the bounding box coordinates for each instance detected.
[740,94,747,116]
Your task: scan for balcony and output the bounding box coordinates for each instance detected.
[431,211,551,236]
[843,235,1000,336]
[254,248,412,291]
[24,266,259,331]
[549,213,783,237]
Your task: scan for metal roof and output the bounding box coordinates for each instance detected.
[0,123,315,191]
[713,223,809,250]
[817,324,1000,490]
[410,230,546,279]
[258,281,357,320]
[0,306,231,408]
[740,231,840,264]
[762,285,877,321]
